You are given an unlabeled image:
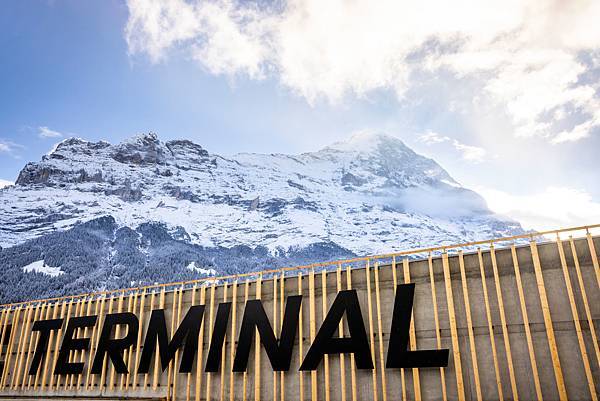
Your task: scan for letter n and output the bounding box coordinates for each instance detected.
[233,295,302,372]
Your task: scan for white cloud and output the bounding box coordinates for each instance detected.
[0,140,23,155]
[125,0,273,78]
[477,186,600,231]
[125,0,600,143]
[38,126,64,138]
[418,132,486,163]
[419,132,450,145]
[452,140,486,163]
[551,116,600,144]
[0,179,13,189]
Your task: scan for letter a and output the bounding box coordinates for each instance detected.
[300,290,373,370]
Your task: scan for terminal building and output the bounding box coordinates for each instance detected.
[0,225,598,401]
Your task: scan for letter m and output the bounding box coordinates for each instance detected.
[138,305,205,374]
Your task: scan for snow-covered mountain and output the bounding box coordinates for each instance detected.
[0,132,522,302]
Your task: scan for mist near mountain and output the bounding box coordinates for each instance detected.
[0,132,522,302]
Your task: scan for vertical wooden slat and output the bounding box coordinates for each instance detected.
[441,252,465,401]
[205,282,216,401]
[187,284,198,401]
[87,296,105,389]
[78,297,94,389]
[242,280,249,401]
[321,269,330,401]
[403,258,421,401]
[586,231,600,290]
[530,240,568,401]
[280,271,286,401]
[396,257,408,401]
[477,249,503,400]
[12,302,27,388]
[21,304,41,389]
[298,273,304,401]
[1,307,13,386]
[35,302,53,389]
[336,266,347,401]
[167,288,178,401]
[219,283,228,401]
[308,270,317,401]
[0,307,11,387]
[374,262,387,401]
[67,298,83,389]
[229,280,238,401]
[121,293,135,390]
[0,309,8,364]
[8,305,23,389]
[273,274,279,401]
[59,299,76,391]
[255,274,263,401]
[27,302,50,389]
[173,286,185,401]
[29,303,47,388]
[12,304,33,388]
[195,285,207,401]
[1,305,22,388]
[125,292,139,389]
[42,300,61,389]
[457,251,483,401]
[510,245,543,401]
[144,290,156,389]
[167,287,180,401]
[75,300,86,389]
[346,264,357,401]
[52,299,69,389]
[490,245,519,401]
[364,261,379,401]
[556,236,597,401]
[153,289,166,390]
[108,293,124,390]
[12,304,31,388]
[99,295,115,390]
[569,236,600,370]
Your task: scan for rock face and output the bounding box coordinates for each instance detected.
[0,131,523,302]
[111,132,168,165]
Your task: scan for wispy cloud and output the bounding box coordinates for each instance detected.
[419,132,449,145]
[38,126,64,138]
[476,186,600,231]
[418,132,487,163]
[0,140,24,157]
[452,141,486,163]
[125,0,600,144]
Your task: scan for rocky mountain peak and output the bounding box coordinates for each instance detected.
[1,131,524,302]
[324,131,408,154]
[309,132,456,189]
[111,132,168,165]
[5,131,522,254]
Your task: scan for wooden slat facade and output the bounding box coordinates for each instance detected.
[0,226,598,400]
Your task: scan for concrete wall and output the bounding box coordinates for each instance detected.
[0,236,598,401]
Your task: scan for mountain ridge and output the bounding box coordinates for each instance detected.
[0,131,522,302]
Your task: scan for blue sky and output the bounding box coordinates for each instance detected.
[1,0,600,230]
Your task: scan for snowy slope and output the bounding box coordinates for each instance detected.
[1,132,521,255]
[22,260,64,277]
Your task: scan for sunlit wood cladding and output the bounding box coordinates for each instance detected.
[0,224,597,401]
